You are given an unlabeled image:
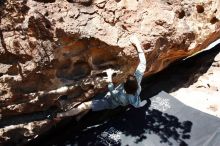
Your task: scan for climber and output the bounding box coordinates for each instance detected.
[55,34,147,118]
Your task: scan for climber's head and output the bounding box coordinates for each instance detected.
[124,75,138,95]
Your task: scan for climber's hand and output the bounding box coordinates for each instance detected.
[103,68,114,82]
[130,34,143,53]
[103,68,115,77]
[103,76,112,83]
[103,69,121,83]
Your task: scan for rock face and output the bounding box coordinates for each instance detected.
[0,0,220,145]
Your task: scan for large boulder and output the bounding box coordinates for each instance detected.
[0,0,220,145]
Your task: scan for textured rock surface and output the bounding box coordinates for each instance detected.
[0,0,220,145]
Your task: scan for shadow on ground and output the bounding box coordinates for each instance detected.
[66,107,192,146]
[25,102,192,146]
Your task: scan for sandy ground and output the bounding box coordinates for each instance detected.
[171,39,220,118]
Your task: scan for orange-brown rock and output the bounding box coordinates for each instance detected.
[0,0,220,145]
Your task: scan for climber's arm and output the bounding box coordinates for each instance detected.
[103,68,118,97]
[130,35,146,84]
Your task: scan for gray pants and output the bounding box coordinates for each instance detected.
[91,92,119,111]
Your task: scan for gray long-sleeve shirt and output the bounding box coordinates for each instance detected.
[92,52,146,111]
